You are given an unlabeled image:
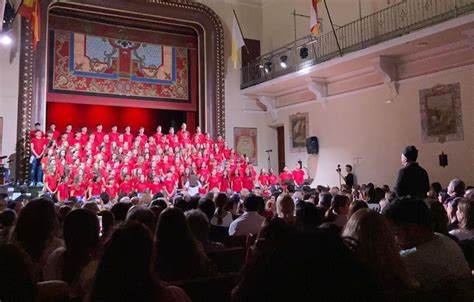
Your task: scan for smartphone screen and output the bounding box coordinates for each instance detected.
[98,215,103,236]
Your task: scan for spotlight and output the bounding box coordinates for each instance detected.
[0,33,12,46]
[264,61,272,73]
[280,55,288,68]
[300,47,309,59]
[258,63,264,69]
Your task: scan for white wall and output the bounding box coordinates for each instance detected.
[0,17,20,158]
[269,66,474,188]
[261,0,404,54]
[198,0,279,171]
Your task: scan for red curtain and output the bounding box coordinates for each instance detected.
[46,102,192,136]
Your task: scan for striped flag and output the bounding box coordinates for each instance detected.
[310,0,321,35]
[19,0,41,49]
[231,12,245,69]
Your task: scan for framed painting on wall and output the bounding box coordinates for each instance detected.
[289,112,309,152]
[234,127,258,165]
[419,83,463,143]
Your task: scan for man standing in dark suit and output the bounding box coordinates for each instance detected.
[395,145,430,198]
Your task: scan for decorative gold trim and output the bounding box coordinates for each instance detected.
[16,18,34,183]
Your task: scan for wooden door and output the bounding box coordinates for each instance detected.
[277,126,285,173]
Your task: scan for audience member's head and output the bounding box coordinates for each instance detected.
[425,198,449,235]
[233,230,380,302]
[110,202,133,223]
[402,145,418,163]
[295,201,324,230]
[276,195,295,224]
[448,179,466,197]
[185,209,210,243]
[126,206,156,233]
[89,222,161,301]
[343,209,415,290]
[318,192,332,209]
[13,197,57,261]
[244,195,260,212]
[348,200,368,218]
[457,198,474,230]
[198,198,216,221]
[155,207,206,281]
[383,197,433,249]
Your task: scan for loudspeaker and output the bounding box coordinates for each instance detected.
[306,136,319,154]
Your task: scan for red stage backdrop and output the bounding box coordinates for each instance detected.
[46,102,192,136]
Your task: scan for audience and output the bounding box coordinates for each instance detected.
[44,208,99,298]
[88,221,190,301]
[343,209,418,294]
[1,135,474,301]
[383,197,471,292]
[450,198,474,241]
[185,209,225,253]
[229,195,265,236]
[276,194,295,225]
[325,194,350,228]
[12,197,63,281]
[155,207,212,281]
[210,193,233,227]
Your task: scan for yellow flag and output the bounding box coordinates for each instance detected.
[231,13,245,69]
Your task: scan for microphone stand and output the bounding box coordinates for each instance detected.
[266,150,272,170]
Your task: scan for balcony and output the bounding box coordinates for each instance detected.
[241,0,474,89]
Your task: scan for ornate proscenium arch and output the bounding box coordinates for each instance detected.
[16,0,225,182]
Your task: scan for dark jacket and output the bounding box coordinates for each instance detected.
[395,162,430,198]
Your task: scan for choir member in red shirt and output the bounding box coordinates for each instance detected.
[123,126,134,145]
[64,124,74,142]
[242,167,255,191]
[162,172,177,198]
[30,130,46,186]
[292,163,305,187]
[149,176,163,195]
[94,124,105,145]
[198,174,209,195]
[219,170,231,193]
[88,175,103,199]
[176,123,189,141]
[49,123,61,141]
[108,125,119,143]
[268,168,278,186]
[44,169,59,195]
[258,168,270,189]
[119,174,133,196]
[135,175,150,193]
[137,127,147,146]
[71,175,87,200]
[79,127,89,144]
[208,169,221,191]
[231,169,243,194]
[194,126,205,144]
[104,177,119,200]
[56,176,71,202]
[30,122,44,139]
[279,166,294,185]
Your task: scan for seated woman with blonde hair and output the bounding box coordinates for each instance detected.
[276,195,295,225]
[342,209,419,294]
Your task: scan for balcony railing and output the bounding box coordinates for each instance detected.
[241,0,474,89]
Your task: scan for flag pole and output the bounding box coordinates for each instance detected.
[323,0,343,57]
[232,9,250,55]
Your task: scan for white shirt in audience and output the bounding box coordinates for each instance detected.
[210,211,233,227]
[449,228,474,241]
[400,233,471,289]
[228,211,265,236]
